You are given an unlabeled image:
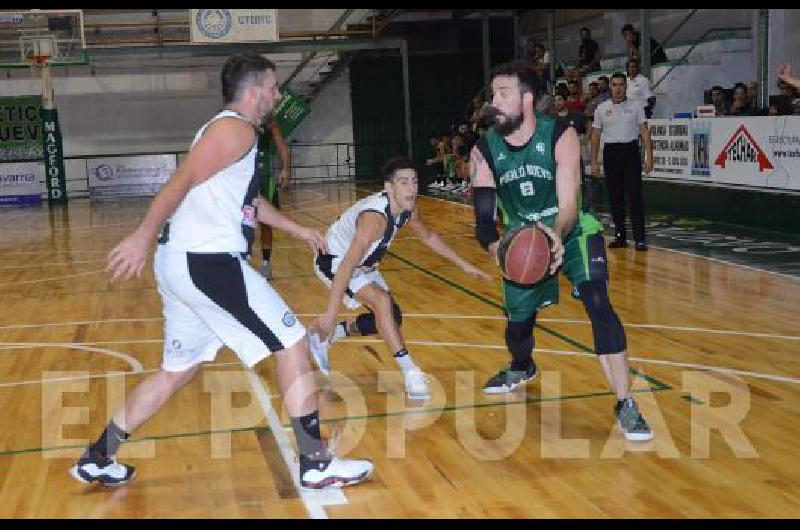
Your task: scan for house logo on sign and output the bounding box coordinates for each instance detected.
[714,124,774,172]
[196,9,232,40]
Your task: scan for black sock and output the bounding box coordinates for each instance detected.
[290,411,331,474]
[88,420,129,458]
[262,248,272,262]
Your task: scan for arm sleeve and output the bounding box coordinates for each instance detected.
[475,135,497,177]
[472,186,500,251]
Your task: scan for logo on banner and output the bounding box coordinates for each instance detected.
[196,9,232,39]
[714,124,774,172]
[95,164,115,181]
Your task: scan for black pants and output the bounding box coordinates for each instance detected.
[603,141,645,243]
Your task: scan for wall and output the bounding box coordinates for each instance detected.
[289,67,354,182]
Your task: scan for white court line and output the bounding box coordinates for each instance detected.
[2,314,799,343]
[0,269,105,286]
[0,259,107,270]
[415,194,800,283]
[0,342,143,372]
[245,369,346,519]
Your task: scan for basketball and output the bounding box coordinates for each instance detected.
[497,226,552,285]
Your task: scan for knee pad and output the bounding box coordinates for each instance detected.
[578,280,627,355]
[504,314,536,358]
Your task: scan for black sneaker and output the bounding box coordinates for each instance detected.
[635,242,648,251]
[483,362,538,394]
[69,451,136,487]
[608,239,629,249]
[615,397,653,442]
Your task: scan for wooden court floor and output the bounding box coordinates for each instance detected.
[1,182,799,518]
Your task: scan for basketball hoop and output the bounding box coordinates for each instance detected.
[29,53,51,68]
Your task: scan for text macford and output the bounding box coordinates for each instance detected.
[500,164,552,185]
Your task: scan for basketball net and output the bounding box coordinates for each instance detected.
[29,54,54,110]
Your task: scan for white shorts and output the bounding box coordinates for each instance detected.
[154,246,306,372]
[313,253,389,310]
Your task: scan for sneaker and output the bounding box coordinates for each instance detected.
[69,451,136,487]
[635,242,649,252]
[404,369,431,400]
[608,239,628,249]
[615,397,653,442]
[308,331,331,375]
[261,260,273,280]
[300,456,374,490]
[483,362,538,394]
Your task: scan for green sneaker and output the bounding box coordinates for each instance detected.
[483,362,537,394]
[615,397,653,441]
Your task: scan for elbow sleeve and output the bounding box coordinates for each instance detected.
[472,187,499,250]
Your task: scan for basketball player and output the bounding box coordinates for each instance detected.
[470,61,652,441]
[70,54,374,488]
[257,117,291,279]
[308,156,491,400]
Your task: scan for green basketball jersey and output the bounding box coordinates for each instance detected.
[484,112,559,230]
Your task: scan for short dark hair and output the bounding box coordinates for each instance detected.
[598,75,609,83]
[627,58,640,68]
[382,156,416,182]
[711,85,724,92]
[221,53,276,104]
[580,27,591,34]
[490,61,539,98]
[610,72,627,83]
[589,81,598,87]
[621,23,635,34]
[733,82,748,93]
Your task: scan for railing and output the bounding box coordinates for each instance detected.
[652,26,751,91]
[0,141,405,202]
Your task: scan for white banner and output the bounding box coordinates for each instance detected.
[710,116,800,190]
[645,116,800,191]
[0,161,43,205]
[87,155,176,199]
[191,9,279,44]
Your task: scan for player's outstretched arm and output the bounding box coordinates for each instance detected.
[407,207,492,281]
[107,118,255,282]
[255,197,328,254]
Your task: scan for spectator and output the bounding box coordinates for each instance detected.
[532,61,552,112]
[626,58,656,119]
[710,85,729,117]
[727,82,754,116]
[425,135,446,189]
[577,27,602,75]
[621,23,668,65]
[778,62,800,91]
[556,82,569,99]
[523,37,551,82]
[584,81,601,121]
[596,75,611,104]
[566,79,586,114]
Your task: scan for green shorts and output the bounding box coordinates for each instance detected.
[258,151,280,207]
[502,211,607,322]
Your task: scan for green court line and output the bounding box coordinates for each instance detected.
[0,386,668,458]
[681,395,705,405]
[386,250,673,391]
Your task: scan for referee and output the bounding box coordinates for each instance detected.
[590,72,653,251]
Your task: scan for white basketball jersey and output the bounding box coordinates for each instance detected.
[161,110,259,253]
[325,192,410,271]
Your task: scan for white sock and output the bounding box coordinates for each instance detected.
[394,349,417,372]
[332,322,347,342]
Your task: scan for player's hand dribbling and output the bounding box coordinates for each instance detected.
[536,222,564,276]
[107,230,150,282]
[296,227,329,254]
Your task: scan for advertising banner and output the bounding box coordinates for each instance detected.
[87,155,176,199]
[0,96,43,161]
[0,161,43,205]
[191,9,279,44]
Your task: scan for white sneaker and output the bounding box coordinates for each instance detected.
[404,369,431,400]
[69,452,136,487]
[300,456,374,489]
[308,331,331,375]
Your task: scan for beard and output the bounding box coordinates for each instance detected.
[482,105,524,136]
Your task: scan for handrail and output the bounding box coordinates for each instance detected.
[652,26,751,91]
[650,9,699,61]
